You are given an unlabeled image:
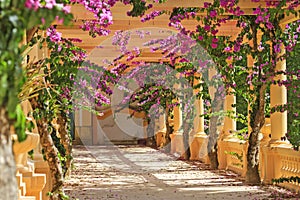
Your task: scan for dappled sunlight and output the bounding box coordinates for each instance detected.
[63,145,300,200]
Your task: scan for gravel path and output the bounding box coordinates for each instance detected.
[64,145,299,200]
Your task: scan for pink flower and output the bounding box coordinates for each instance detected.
[212,37,218,43]
[198,35,204,41]
[47,27,62,42]
[274,43,281,53]
[286,45,293,52]
[24,0,40,10]
[258,43,264,51]
[253,7,261,15]
[211,43,218,49]
[240,21,247,28]
[57,45,62,52]
[100,9,113,25]
[55,16,64,24]
[204,25,210,31]
[45,0,56,9]
[266,22,274,30]
[209,10,217,18]
[224,46,231,52]
[255,15,264,24]
[63,5,71,13]
[233,7,244,16]
[234,42,241,52]
[211,29,218,35]
[204,2,211,8]
[41,17,45,25]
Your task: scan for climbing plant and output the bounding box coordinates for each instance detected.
[144,0,300,184]
[0,0,73,199]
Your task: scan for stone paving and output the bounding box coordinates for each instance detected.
[64,145,300,200]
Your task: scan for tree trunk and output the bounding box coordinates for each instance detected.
[57,114,72,177]
[246,85,266,184]
[207,98,223,169]
[182,109,191,160]
[246,129,261,184]
[163,107,172,153]
[207,114,220,169]
[29,99,65,199]
[37,117,66,199]
[0,107,18,200]
[146,118,157,148]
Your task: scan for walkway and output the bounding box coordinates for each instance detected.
[64,145,299,200]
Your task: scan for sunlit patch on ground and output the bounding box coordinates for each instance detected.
[64,145,300,200]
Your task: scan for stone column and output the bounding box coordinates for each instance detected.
[170,104,184,155]
[222,90,236,137]
[269,47,289,146]
[219,56,236,169]
[155,108,166,147]
[193,98,205,134]
[190,76,208,161]
[218,89,237,169]
[221,56,236,137]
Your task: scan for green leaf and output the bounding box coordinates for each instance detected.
[0,73,8,105]
[14,104,26,142]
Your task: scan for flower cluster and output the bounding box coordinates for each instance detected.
[71,0,115,37]
[253,7,274,30]
[284,21,300,52]
[25,0,71,13]
[73,62,115,110]
[47,26,62,42]
[112,30,131,54]
[141,10,164,22]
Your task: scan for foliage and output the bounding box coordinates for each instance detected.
[0,0,72,142]
[124,0,167,17]
[286,42,300,150]
[272,176,300,184]
[149,0,300,182]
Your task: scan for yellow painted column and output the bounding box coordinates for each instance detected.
[156,108,166,147]
[173,105,182,132]
[159,109,166,132]
[170,104,184,155]
[219,58,236,169]
[218,89,237,169]
[263,37,290,184]
[223,90,236,137]
[223,57,236,137]
[269,48,289,146]
[192,76,205,134]
[193,98,205,134]
[190,77,208,161]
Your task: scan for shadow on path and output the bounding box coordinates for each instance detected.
[64,145,299,200]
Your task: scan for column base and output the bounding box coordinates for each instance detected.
[268,139,292,148]
[155,129,166,148]
[32,154,51,200]
[189,132,209,163]
[170,131,184,156]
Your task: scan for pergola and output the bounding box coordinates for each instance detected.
[58,0,297,52]
[13,1,300,199]
[55,0,298,146]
